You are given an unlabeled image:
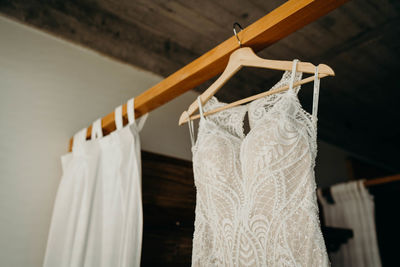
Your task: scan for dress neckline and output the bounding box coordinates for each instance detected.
[199,87,295,142]
[199,70,303,140]
[193,74,319,156]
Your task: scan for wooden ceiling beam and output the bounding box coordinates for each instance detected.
[0,0,195,77]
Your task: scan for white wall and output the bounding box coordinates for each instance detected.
[0,16,196,267]
[0,15,352,267]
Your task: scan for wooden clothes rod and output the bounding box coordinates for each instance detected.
[320,174,400,204]
[69,0,349,152]
[364,174,400,187]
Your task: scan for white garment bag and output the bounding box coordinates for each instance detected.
[44,98,148,267]
[317,180,381,267]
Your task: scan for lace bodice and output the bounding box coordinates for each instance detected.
[190,61,329,266]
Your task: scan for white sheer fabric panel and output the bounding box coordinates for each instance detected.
[318,181,381,267]
[43,98,146,267]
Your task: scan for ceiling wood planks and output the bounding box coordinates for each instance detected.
[1,0,399,170]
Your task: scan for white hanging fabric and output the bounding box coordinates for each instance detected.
[44,98,147,267]
[317,180,382,267]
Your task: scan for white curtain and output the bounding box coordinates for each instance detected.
[317,180,381,267]
[43,98,148,267]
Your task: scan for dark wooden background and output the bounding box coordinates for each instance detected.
[141,151,195,266]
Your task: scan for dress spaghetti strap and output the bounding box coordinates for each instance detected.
[197,96,204,119]
[288,59,299,93]
[312,66,320,125]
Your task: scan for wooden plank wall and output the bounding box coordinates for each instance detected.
[141,151,195,266]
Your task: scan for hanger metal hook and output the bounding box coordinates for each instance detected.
[233,22,243,48]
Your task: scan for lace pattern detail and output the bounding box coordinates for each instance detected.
[202,96,248,139]
[191,69,329,266]
[248,70,302,129]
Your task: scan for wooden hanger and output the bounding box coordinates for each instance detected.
[179,46,335,125]
[178,24,335,125]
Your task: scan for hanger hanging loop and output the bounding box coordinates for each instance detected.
[233,22,243,48]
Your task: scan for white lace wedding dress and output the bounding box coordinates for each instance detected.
[188,60,329,266]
